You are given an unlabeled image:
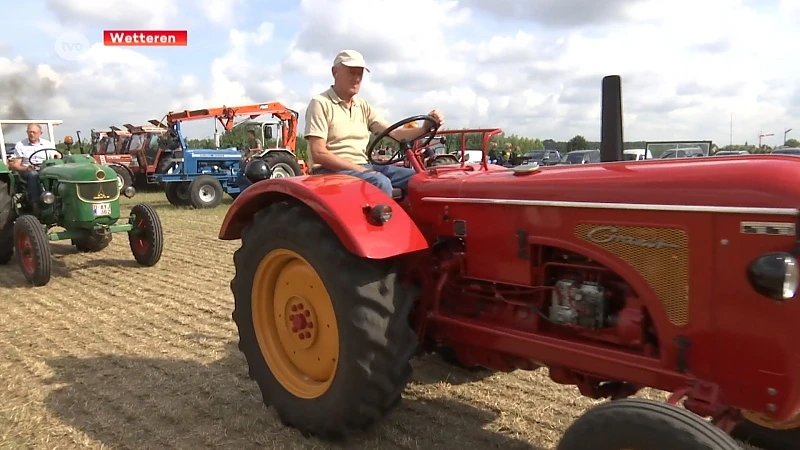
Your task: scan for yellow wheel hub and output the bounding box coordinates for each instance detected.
[251,249,340,399]
[742,410,800,430]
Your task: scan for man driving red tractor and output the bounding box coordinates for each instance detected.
[303,49,445,196]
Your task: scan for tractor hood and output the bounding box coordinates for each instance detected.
[40,159,117,183]
[424,156,800,210]
[185,147,243,160]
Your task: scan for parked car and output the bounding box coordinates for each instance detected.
[772,147,800,156]
[659,148,705,159]
[519,149,562,166]
[559,149,601,165]
[712,150,750,156]
[459,149,484,163]
[623,148,653,160]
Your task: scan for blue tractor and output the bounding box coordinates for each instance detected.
[154,103,304,209]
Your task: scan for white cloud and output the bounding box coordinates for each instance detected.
[0,0,796,147]
[199,0,247,27]
[45,0,180,29]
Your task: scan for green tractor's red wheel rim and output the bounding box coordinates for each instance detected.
[132,218,150,254]
[251,248,340,399]
[16,231,35,274]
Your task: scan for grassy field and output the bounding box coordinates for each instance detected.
[0,192,759,449]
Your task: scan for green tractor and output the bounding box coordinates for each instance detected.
[0,124,164,286]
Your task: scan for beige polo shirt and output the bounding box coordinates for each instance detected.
[303,87,389,168]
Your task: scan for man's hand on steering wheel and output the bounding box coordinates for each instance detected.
[27,148,64,169]
[425,109,445,129]
[366,113,443,165]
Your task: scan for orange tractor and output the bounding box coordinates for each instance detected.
[85,123,177,191]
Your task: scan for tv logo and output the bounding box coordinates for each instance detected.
[54,31,91,61]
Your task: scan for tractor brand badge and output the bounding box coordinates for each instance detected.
[93,185,111,200]
[740,221,796,236]
[585,225,680,249]
[259,104,270,109]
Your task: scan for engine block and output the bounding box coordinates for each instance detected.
[549,279,606,328]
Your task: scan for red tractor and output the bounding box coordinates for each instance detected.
[86,123,184,191]
[217,75,800,450]
[85,127,139,188]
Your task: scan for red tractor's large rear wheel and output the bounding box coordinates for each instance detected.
[557,399,740,450]
[230,201,417,439]
[731,411,800,450]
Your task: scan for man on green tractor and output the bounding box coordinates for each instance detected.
[7,123,61,211]
[304,49,445,197]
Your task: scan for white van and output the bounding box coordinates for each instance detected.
[623,148,653,161]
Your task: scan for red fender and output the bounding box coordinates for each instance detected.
[218,174,429,259]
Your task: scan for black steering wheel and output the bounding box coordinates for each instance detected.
[367,115,440,165]
[27,148,63,169]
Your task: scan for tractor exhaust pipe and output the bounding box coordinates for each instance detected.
[600,75,624,162]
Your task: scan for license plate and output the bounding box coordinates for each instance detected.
[92,202,111,216]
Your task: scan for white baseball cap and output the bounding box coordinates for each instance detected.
[333,49,370,72]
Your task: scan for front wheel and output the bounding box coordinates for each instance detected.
[13,214,51,286]
[557,399,740,450]
[128,204,163,266]
[230,201,417,439]
[188,175,223,209]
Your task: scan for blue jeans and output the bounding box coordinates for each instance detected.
[315,164,415,197]
[19,170,41,203]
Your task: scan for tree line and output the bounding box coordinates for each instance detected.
[53,124,798,159]
[181,127,653,160]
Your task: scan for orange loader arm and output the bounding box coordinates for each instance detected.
[165,102,298,151]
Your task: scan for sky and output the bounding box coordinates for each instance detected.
[1,0,799,147]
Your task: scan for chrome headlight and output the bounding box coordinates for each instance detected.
[40,191,55,204]
[747,253,799,301]
[123,186,136,198]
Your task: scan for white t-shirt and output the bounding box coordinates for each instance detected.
[12,138,56,166]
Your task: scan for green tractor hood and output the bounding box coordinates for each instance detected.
[40,154,118,183]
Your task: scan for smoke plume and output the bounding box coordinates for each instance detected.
[0,70,59,133]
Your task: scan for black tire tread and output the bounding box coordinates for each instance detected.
[188,175,223,209]
[230,200,417,439]
[110,165,133,191]
[731,416,800,450]
[13,214,51,286]
[165,182,190,206]
[264,152,302,177]
[128,204,163,266]
[558,399,741,450]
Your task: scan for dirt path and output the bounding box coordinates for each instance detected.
[0,194,757,449]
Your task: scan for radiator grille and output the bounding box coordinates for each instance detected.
[76,181,120,203]
[575,224,690,326]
